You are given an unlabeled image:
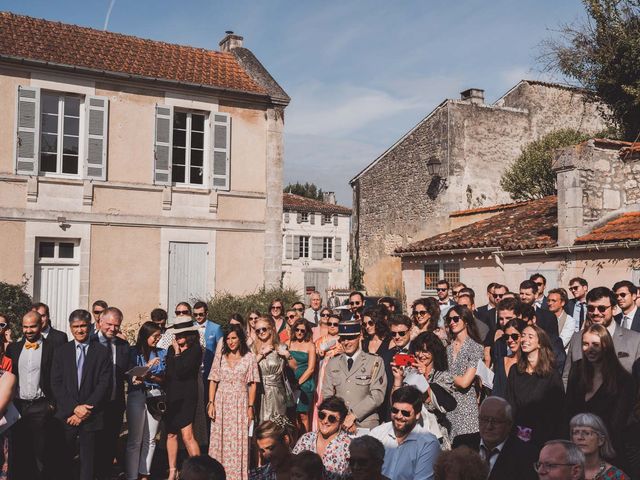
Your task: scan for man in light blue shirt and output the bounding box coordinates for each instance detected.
[369,385,440,480]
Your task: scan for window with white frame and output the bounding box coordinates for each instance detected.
[299,236,310,258]
[323,213,332,224]
[172,111,206,185]
[40,93,81,175]
[323,237,333,259]
[36,239,79,263]
[424,262,460,291]
[300,212,309,223]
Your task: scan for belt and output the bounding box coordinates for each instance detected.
[16,397,47,407]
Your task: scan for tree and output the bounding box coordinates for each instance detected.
[284,182,324,201]
[0,278,33,340]
[542,0,640,140]
[500,129,592,201]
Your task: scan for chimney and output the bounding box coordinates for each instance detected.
[460,88,485,105]
[219,31,243,52]
[323,192,337,205]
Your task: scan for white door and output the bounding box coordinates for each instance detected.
[34,239,80,335]
[168,242,208,316]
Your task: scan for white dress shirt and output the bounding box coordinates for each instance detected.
[18,338,44,400]
[623,308,638,330]
[480,439,507,473]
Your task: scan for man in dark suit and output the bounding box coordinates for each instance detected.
[341,291,364,321]
[91,306,130,480]
[454,396,537,480]
[6,310,56,479]
[565,277,589,330]
[477,282,499,320]
[614,280,640,332]
[51,309,111,480]
[530,273,549,310]
[519,280,558,337]
[380,314,413,421]
[32,302,68,347]
[478,284,507,332]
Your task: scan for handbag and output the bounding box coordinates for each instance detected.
[145,388,167,418]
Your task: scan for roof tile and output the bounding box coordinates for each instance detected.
[283,193,352,216]
[575,212,640,244]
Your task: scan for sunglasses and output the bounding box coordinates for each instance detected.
[587,305,612,313]
[194,312,206,317]
[534,282,544,287]
[294,307,304,312]
[249,316,259,321]
[616,292,628,298]
[271,306,282,310]
[287,315,297,319]
[295,328,306,334]
[320,313,331,317]
[413,310,428,317]
[318,411,339,424]
[349,301,362,306]
[327,322,340,327]
[392,330,408,337]
[363,319,375,327]
[93,310,104,315]
[436,288,448,292]
[0,323,6,329]
[391,406,412,417]
[448,315,462,323]
[506,333,521,341]
[493,293,505,299]
[175,310,190,316]
[255,327,269,334]
[569,286,581,291]
[453,290,463,295]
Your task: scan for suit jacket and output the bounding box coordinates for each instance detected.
[535,307,559,337]
[477,305,497,331]
[536,295,549,310]
[90,333,130,406]
[202,320,223,381]
[50,340,112,431]
[563,323,640,386]
[616,308,640,333]
[6,337,55,401]
[44,326,68,348]
[321,350,387,429]
[454,433,538,480]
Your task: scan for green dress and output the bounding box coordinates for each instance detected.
[290,350,315,413]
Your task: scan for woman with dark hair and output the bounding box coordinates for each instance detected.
[247,310,261,346]
[361,306,391,355]
[293,396,351,480]
[165,321,203,480]
[506,324,564,448]
[268,299,286,338]
[208,324,259,480]
[444,305,484,442]
[410,298,441,339]
[566,324,635,463]
[288,318,316,433]
[492,318,528,398]
[126,321,167,480]
[0,315,11,371]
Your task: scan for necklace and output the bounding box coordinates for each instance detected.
[588,462,607,480]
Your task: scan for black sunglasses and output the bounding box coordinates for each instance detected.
[295,328,306,333]
[327,321,340,327]
[294,307,304,312]
[194,312,206,317]
[249,316,259,320]
[318,411,339,424]
[391,406,412,417]
[436,288,448,292]
[493,293,505,299]
[320,313,331,317]
[175,310,190,316]
[569,286,581,291]
[448,315,462,323]
[392,330,407,337]
[587,305,612,313]
[93,310,104,315]
[363,319,375,327]
[255,327,269,334]
[271,305,282,310]
[506,333,520,341]
[349,301,362,306]
[413,310,428,316]
[287,315,297,319]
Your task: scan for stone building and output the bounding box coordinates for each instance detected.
[0,12,288,332]
[395,139,640,306]
[349,80,609,295]
[282,193,351,303]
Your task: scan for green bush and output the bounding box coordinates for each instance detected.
[0,278,33,341]
[207,287,301,326]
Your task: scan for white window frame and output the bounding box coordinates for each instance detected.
[35,238,81,266]
[39,91,83,178]
[323,213,332,223]
[300,212,309,223]
[422,261,460,294]
[322,237,333,259]
[299,236,310,258]
[172,109,209,187]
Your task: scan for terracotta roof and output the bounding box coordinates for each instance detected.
[450,199,532,217]
[575,212,640,244]
[0,12,267,96]
[283,193,352,215]
[395,196,558,255]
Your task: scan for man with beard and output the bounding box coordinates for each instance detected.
[369,386,440,480]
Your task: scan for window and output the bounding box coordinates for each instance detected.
[36,239,79,264]
[323,237,333,259]
[299,236,310,258]
[300,213,309,223]
[40,92,81,175]
[424,262,460,291]
[323,214,332,224]
[172,111,206,185]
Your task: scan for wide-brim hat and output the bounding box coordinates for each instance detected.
[169,319,200,333]
[338,320,361,337]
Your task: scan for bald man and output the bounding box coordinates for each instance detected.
[454,397,538,480]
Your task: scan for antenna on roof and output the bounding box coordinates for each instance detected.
[103,0,116,31]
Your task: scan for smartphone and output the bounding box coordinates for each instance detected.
[393,353,415,367]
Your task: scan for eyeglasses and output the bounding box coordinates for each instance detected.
[287,315,297,320]
[271,306,282,310]
[587,305,612,313]
[569,285,581,291]
[448,315,462,323]
[479,416,509,426]
[327,322,340,327]
[349,301,362,306]
[175,310,190,316]
[436,288,448,292]
[194,312,206,318]
[453,290,463,296]
[413,310,429,317]
[571,428,600,438]
[392,330,408,337]
[533,462,576,473]
[391,407,412,417]
[318,411,339,424]
[255,327,269,334]
[363,320,375,327]
[295,328,306,334]
[320,313,331,318]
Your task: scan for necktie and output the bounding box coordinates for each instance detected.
[107,339,117,401]
[481,445,498,469]
[314,310,318,324]
[579,302,585,329]
[77,344,86,388]
[347,357,354,371]
[624,315,631,330]
[25,341,39,350]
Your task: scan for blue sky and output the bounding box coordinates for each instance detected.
[4,1,587,204]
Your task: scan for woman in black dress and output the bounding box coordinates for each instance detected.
[165,320,203,480]
[566,324,635,468]
[506,324,564,448]
[361,306,392,356]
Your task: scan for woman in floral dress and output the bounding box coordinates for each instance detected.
[208,324,260,480]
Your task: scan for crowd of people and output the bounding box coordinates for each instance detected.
[0,277,639,479]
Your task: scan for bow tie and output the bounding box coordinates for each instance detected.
[25,342,39,350]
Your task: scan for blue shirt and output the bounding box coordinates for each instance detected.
[369,421,440,480]
[128,347,167,391]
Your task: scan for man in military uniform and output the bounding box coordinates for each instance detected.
[321,319,387,432]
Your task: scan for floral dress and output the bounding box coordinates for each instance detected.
[208,352,260,480]
[597,465,630,479]
[293,430,351,480]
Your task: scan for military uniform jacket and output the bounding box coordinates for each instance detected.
[321,350,387,429]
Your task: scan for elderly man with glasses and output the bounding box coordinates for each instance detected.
[535,440,585,480]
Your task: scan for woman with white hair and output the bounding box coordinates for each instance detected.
[570,413,630,479]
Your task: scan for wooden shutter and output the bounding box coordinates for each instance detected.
[15,86,40,175]
[296,212,302,224]
[333,215,339,226]
[285,235,293,259]
[335,237,342,261]
[293,236,301,259]
[154,105,173,185]
[310,213,315,225]
[85,96,109,180]
[284,212,290,223]
[311,237,323,260]
[320,215,326,225]
[212,112,231,190]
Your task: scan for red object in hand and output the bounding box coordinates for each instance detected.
[393,353,415,367]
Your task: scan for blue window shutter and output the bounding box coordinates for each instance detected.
[15,86,40,175]
[85,96,109,180]
[154,105,173,185]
